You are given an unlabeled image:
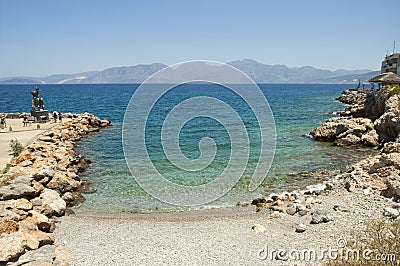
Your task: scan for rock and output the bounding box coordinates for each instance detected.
[38,136,56,143]
[380,153,400,168]
[333,205,349,212]
[54,246,72,266]
[381,179,400,201]
[295,223,307,233]
[311,210,333,224]
[0,232,26,262]
[363,188,371,195]
[286,206,297,215]
[344,181,355,192]
[295,204,307,212]
[41,165,55,178]
[0,183,36,200]
[270,206,286,213]
[20,160,33,167]
[310,116,377,147]
[0,219,19,235]
[14,198,33,211]
[62,191,85,207]
[270,211,283,218]
[325,183,334,190]
[287,196,296,201]
[39,189,66,216]
[271,199,284,206]
[27,230,55,248]
[0,209,20,221]
[29,210,54,232]
[0,198,32,211]
[11,244,55,265]
[298,210,308,216]
[46,172,80,193]
[383,207,400,219]
[335,134,361,146]
[382,142,400,154]
[251,224,265,233]
[251,198,266,206]
[361,130,379,146]
[10,176,33,184]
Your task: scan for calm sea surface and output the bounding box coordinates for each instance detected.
[0,84,376,212]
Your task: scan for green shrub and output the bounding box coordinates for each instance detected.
[388,84,400,97]
[9,139,24,157]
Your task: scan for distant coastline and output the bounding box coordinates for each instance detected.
[0,59,378,85]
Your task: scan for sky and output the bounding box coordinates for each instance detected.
[0,0,399,77]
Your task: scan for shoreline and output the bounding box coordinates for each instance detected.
[54,184,393,265]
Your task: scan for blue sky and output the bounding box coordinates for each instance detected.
[0,0,399,77]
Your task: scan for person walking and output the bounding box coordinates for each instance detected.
[53,111,58,122]
[58,112,63,123]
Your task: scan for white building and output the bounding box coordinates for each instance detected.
[381,53,400,75]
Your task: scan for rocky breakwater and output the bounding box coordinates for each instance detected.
[0,113,111,264]
[310,86,400,147]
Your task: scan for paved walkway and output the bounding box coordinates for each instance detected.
[0,118,57,170]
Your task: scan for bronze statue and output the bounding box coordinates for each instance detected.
[31,87,45,110]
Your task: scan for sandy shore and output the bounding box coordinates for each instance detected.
[0,118,57,169]
[55,186,391,265]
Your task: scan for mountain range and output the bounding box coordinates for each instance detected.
[0,59,379,84]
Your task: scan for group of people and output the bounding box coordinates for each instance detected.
[22,116,30,127]
[52,111,63,123]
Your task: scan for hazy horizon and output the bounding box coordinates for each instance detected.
[0,59,378,79]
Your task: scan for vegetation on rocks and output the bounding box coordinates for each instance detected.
[388,84,400,98]
[9,138,24,157]
[326,218,399,265]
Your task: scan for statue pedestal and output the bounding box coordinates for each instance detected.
[30,109,49,122]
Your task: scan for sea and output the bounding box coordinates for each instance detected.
[0,84,377,212]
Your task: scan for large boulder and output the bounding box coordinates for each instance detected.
[0,232,26,262]
[310,117,377,146]
[0,183,36,200]
[38,189,66,216]
[10,244,56,265]
[381,178,400,202]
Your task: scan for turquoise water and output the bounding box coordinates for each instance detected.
[0,84,376,212]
